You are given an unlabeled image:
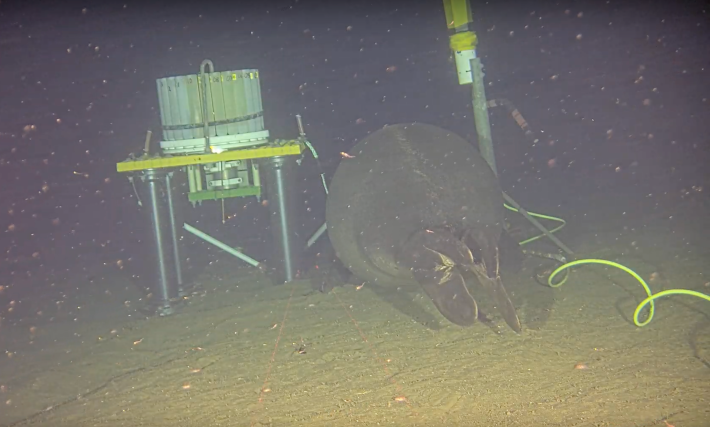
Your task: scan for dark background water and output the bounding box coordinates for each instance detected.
[0,0,708,317]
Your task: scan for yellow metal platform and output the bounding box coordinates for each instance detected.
[116,140,304,173]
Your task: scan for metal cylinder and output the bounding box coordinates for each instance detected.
[262,156,298,283]
[143,169,177,313]
[165,172,185,294]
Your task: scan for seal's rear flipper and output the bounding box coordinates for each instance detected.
[398,229,478,326]
[469,261,522,333]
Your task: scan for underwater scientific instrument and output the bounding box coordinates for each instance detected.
[116,60,304,316]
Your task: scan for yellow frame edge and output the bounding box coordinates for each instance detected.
[116,141,304,172]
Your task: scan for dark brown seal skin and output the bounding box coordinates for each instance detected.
[326,123,522,333]
[306,247,352,293]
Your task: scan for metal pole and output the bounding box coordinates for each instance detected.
[183,223,261,267]
[470,57,497,175]
[144,169,174,313]
[263,156,298,283]
[307,222,327,248]
[469,57,572,256]
[165,172,185,294]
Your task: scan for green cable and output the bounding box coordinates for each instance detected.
[503,202,566,246]
[488,96,706,327]
[634,289,710,326]
[503,203,709,327]
[502,202,571,286]
[547,259,710,327]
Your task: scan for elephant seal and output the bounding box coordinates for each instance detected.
[326,123,521,332]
